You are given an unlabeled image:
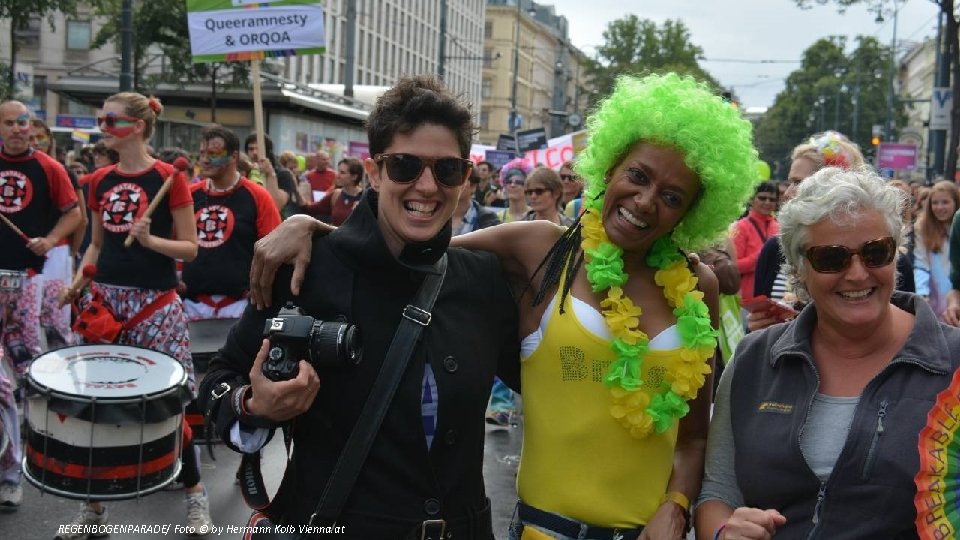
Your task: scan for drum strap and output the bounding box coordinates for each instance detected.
[123,289,178,331]
[238,254,448,530]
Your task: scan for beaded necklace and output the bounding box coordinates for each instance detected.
[579,209,717,439]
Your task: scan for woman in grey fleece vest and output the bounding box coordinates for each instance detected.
[695,167,960,540]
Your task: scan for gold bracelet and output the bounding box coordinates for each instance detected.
[660,491,690,512]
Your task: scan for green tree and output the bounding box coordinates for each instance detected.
[586,16,719,103]
[793,0,959,180]
[755,36,901,178]
[0,0,91,93]
[91,0,247,90]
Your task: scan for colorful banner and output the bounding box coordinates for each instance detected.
[71,130,91,144]
[186,0,325,63]
[877,143,918,170]
[470,130,584,171]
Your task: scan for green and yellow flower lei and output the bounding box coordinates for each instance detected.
[580,208,717,439]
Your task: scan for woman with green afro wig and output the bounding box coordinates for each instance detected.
[578,72,758,251]
[247,72,761,538]
[450,72,760,538]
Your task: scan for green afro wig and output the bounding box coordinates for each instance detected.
[577,73,759,252]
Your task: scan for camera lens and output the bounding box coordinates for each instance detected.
[268,347,284,361]
[309,322,362,367]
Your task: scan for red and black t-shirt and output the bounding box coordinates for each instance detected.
[182,177,281,297]
[0,149,78,271]
[87,161,192,290]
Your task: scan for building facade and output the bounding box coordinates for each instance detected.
[898,38,937,180]
[480,0,590,145]
[282,0,485,118]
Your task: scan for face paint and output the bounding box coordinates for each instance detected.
[34,136,49,151]
[102,124,137,138]
[98,113,138,138]
[14,114,30,129]
[205,150,231,167]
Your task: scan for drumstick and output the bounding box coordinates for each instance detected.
[0,211,31,244]
[124,156,190,248]
[60,264,97,307]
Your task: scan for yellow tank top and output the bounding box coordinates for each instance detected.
[517,282,682,528]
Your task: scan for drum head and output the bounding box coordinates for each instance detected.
[28,344,186,400]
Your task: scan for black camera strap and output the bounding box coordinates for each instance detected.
[238,254,448,529]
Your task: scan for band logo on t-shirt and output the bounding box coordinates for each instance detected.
[0,170,33,212]
[100,182,147,233]
[196,204,235,248]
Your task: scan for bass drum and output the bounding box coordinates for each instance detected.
[23,344,190,500]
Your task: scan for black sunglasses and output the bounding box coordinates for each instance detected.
[560,174,579,182]
[374,153,472,187]
[804,237,896,273]
[525,188,550,196]
[755,195,777,203]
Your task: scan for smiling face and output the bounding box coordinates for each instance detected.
[930,189,957,224]
[365,124,465,255]
[800,209,895,330]
[601,142,700,258]
[751,189,777,216]
[0,102,32,155]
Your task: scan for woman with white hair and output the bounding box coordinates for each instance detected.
[696,167,960,539]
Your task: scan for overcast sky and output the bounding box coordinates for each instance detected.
[545,0,939,109]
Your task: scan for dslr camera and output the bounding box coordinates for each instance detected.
[261,303,362,381]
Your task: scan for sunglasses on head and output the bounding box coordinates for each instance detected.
[97,114,140,128]
[804,236,896,273]
[374,153,472,187]
[525,188,550,197]
[560,174,579,182]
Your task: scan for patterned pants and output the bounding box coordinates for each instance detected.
[0,273,43,385]
[82,284,197,398]
[40,245,74,349]
[0,372,19,482]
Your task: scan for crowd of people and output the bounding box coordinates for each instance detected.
[1,68,960,540]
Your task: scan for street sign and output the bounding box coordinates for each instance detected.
[931,87,952,130]
[185,0,326,63]
[877,143,917,170]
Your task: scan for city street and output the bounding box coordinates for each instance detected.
[0,423,523,539]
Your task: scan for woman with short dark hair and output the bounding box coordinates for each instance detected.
[200,75,519,538]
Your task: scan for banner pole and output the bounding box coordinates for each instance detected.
[251,59,266,162]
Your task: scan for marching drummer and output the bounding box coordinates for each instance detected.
[57,92,211,539]
[180,125,281,320]
[0,100,81,511]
